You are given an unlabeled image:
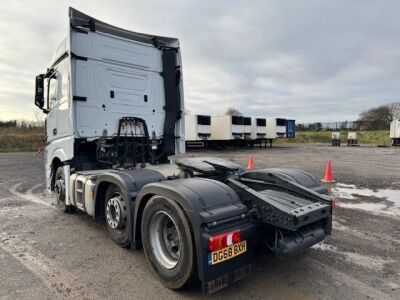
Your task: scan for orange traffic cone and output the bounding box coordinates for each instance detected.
[321,160,335,183]
[247,154,254,169]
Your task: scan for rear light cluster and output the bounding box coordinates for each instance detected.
[208,230,241,252]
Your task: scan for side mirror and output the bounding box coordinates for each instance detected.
[34,74,45,109]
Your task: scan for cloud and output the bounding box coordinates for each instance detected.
[1,0,400,123]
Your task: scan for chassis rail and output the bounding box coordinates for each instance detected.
[227,176,331,230]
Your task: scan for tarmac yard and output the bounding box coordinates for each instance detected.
[0,145,399,299]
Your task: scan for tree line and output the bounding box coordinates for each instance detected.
[297,102,400,131]
[0,119,44,128]
[357,102,400,129]
[1,102,399,130]
[0,111,44,128]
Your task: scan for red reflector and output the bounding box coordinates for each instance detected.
[331,199,336,209]
[232,231,241,244]
[208,230,241,252]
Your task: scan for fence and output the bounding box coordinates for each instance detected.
[297,120,390,132]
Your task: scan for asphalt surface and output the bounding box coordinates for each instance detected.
[0,144,399,299]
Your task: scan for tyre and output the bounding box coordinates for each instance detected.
[104,185,130,248]
[141,196,195,289]
[54,166,75,213]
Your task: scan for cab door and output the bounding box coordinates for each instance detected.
[46,58,71,143]
[46,71,59,143]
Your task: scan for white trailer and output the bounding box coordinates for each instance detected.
[390,120,400,146]
[185,114,211,141]
[251,118,266,139]
[331,132,341,146]
[243,117,252,139]
[347,132,358,146]
[266,118,287,138]
[210,115,244,140]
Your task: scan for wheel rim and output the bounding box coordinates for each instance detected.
[106,193,126,230]
[149,211,181,269]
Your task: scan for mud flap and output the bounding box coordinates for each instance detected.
[203,264,251,295]
[200,222,256,295]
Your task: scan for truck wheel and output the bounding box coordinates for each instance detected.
[54,167,75,213]
[104,185,130,248]
[141,196,195,289]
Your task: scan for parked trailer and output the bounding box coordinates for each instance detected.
[185,114,211,149]
[266,118,287,138]
[331,132,341,146]
[243,117,252,139]
[209,115,254,148]
[187,116,271,150]
[34,8,333,295]
[286,119,296,138]
[251,118,273,148]
[390,120,400,146]
[251,118,266,139]
[211,115,244,140]
[347,132,359,146]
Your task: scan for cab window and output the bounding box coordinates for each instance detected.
[48,75,59,109]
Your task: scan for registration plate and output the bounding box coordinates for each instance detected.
[208,240,247,265]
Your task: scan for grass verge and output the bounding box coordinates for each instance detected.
[276,130,391,145]
[0,129,392,152]
[0,128,45,152]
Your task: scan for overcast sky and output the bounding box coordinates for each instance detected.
[1,0,400,123]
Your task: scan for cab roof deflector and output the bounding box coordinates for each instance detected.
[69,7,178,47]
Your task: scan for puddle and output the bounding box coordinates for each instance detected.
[332,183,400,217]
[312,242,336,251]
[333,183,400,202]
[384,282,400,290]
[312,242,393,270]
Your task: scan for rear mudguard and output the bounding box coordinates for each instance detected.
[134,177,256,295]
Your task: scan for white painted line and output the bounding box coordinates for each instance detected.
[26,183,44,196]
[8,183,55,208]
[0,233,98,299]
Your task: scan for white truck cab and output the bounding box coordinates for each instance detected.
[34,8,333,295]
[35,8,185,193]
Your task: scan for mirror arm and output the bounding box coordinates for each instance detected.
[44,68,54,79]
